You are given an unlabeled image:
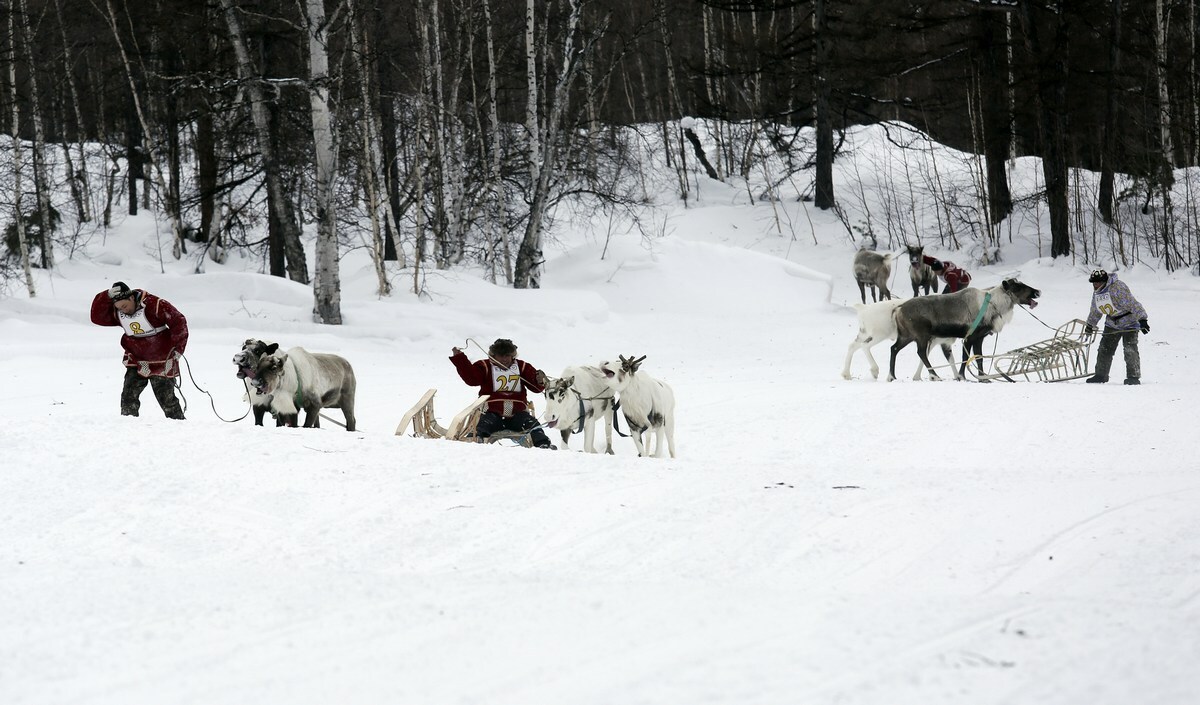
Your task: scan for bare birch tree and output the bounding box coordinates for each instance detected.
[15,0,54,268]
[305,0,341,323]
[349,0,395,296]
[514,0,586,289]
[6,0,34,295]
[482,0,512,284]
[51,0,92,224]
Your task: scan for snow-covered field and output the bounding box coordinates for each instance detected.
[3,127,1200,704]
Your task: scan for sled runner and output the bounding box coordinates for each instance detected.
[967,319,1097,383]
[395,389,534,446]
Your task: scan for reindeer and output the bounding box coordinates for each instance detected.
[251,343,357,431]
[599,355,676,459]
[541,366,617,454]
[843,299,959,381]
[233,338,292,426]
[906,244,938,296]
[853,248,894,304]
[889,279,1041,381]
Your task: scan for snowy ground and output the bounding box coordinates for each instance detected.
[4,134,1200,704]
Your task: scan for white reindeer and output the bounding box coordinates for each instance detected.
[843,299,959,381]
[541,365,616,454]
[599,355,676,459]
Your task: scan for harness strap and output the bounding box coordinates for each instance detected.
[612,398,630,438]
[966,292,992,337]
[574,391,586,435]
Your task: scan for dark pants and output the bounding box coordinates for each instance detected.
[121,367,185,419]
[475,410,552,447]
[1095,328,1141,381]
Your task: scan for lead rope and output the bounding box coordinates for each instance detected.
[179,353,252,422]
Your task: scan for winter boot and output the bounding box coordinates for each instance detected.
[1124,378,1141,385]
[1085,375,1109,384]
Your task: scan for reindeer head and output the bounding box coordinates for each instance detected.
[906,245,924,268]
[1002,279,1041,308]
[541,375,576,429]
[251,351,289,393]
[234,339,279,381]
[600,355,646,389]
[544,376,574,403]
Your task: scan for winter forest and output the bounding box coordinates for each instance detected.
[4,0,1200,318]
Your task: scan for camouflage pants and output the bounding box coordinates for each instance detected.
[121,367,185,419]
[1094,328,1141,381]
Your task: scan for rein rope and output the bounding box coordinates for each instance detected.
[179,353,252,422]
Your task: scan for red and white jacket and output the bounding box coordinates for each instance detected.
[450,350,546,417]
[921,255,972,293]
[90,290,189,378]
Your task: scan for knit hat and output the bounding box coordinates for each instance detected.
[1088,269,1109,284]
[108,281,135,301]
[488,338,517,357]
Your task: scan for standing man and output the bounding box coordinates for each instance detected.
[919,253,972,293]
[90,281,189,418]
[450,338,555,449]
[1084,269,1149,385]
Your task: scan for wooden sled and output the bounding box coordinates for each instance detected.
[967,319,1098,383]
[395,389,534,446]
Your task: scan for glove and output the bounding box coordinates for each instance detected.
[1139,319,1149,335]
[535,370,548,386]
[1084,323,1096,335]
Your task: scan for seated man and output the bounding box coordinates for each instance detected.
[450,338,556,449]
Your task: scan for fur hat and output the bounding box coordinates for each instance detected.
[108,281,135,301]
[1088,269,1109,284]
[488,338,517,357]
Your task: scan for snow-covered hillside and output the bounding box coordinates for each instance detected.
[3,125,1199,705]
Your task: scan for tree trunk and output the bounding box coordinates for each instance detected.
[1098,0,1124,224]
[52,0,92,223]
[349,0,393,297]
[126,96,140,217]
[217,0,308,283]
[482,0,512,284]
[1019,3,1071,258]
[1153,0,1176,271]
[813,0,835,210]
[6,3,35,295]
[514,0,584,289]
[978,10,1012,224]
[17,0,55,268]
[306,0,341,323]
[514,0,543,289]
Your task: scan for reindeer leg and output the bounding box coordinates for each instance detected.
[889,337,914,382]
[582,418,596,453]
[941,341,962,381]
[914,337,941,380]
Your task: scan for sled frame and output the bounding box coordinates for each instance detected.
[395,389,534,446]
[968,319,1097,383]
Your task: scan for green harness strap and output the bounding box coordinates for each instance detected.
[966,292,992,337]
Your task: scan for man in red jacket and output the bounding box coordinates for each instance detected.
[920,254,972,293]
[450,338,555,448]
[90,281,188,419]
